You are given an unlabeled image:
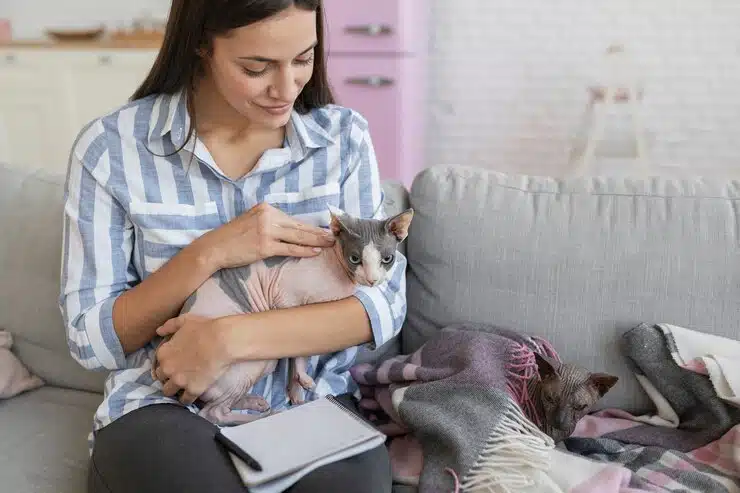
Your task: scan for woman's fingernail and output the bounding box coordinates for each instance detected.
[313,247,322,252]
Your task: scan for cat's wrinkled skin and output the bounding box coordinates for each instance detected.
[528,352,618,442]
[151,205,414,425]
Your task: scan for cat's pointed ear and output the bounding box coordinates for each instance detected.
[534,352,558,381]
[327,205,356,236]
[385,208,414,242]
[588,373,619,398]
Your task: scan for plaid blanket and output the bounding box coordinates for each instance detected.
[351,322,740,492]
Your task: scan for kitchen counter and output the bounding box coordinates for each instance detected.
[1,37,162,50]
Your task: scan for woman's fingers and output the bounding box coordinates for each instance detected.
[156,316,183,337]
[162,379,181,397]
[179,390,198,406]
[272,242,325,258]
[274,222,334,248]
[287,217,332,235]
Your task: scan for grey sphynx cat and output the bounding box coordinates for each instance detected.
[152,204,414,425]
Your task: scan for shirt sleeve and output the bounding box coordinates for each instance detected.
[339,113,408,350]
[59,127,135,371]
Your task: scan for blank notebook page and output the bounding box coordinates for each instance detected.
[220,397,382,484]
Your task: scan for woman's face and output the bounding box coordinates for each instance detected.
[203,6,317,129]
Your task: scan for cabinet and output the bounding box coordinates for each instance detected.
[0,47,158,175]
[323,0,429,186]
[60,51,156,141]
[0,51,57,168]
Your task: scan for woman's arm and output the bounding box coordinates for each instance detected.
[111,238,217,355]
[217,297,373,362]
[61,135,139,370]
[60,131,219,369]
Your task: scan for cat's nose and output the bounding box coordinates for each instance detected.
[555,410,571,431]
[366,277,380,286]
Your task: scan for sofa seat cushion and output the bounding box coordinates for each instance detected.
[0,386,101,493]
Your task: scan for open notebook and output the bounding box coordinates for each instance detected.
[216,395,387,493]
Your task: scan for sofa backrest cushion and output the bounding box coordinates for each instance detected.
[0,163,108,393]
[403,165,740,413]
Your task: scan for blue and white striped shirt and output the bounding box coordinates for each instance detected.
[59,88,407,442]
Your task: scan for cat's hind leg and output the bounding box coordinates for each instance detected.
[288,356,315,405]
[233,394,270,413]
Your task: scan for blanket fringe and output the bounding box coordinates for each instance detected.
[460,401,555,493]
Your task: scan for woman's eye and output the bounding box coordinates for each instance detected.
[381,254,394,264]
[242,65,268,77]
[294,54,314,66]
[349,255,361,265]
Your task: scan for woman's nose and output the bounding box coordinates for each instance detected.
[268,68,300,102]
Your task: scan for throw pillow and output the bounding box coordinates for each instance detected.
[0,329,43,398]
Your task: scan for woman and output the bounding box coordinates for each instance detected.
[59,1,406,492]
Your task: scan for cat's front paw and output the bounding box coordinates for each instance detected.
[297,372,315,390]
[252,397,270,413]
[235,394,271,413]
[287,380,308,405]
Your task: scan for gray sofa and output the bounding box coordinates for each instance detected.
[2,161,739,492]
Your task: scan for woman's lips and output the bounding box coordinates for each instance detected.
[257,103,292,115]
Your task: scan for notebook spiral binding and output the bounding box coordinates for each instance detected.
[326,395,383,435]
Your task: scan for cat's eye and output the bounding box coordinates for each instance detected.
[575,403,588,411]
[349,255,361,265]
[381,254,395,264]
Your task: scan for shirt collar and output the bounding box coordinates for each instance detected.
[147,88,336,173]
[287,108,335,151]
[148,89,189,147]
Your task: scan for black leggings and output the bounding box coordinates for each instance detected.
[87,394,392,493]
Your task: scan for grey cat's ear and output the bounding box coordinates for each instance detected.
[589,373,619,398]
[327,204,357,237]
[385,208,414,242]
[534,352,558,381]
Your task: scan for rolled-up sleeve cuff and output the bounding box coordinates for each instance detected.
[353,287,396,351]
[83,296,127,370]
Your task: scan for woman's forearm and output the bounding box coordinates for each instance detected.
[218,297,373,362]
[113,235,220,354]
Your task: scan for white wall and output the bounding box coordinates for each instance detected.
[424,0,740,176]
[4,0,740,177]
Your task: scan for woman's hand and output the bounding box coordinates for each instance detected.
[198,202,335,270]
[152,313,232,405]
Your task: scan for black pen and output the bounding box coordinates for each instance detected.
[214,430,263,472]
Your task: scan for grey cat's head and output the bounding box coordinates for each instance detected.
[327,204,414,287]
[534,352,618,438]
